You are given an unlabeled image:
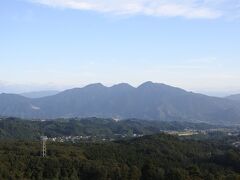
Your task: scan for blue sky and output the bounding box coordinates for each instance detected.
[0,0,240,96]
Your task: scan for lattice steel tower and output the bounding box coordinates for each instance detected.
[41,136,48,157]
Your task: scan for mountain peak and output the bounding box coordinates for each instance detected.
[138,81,164,89]
[111,83,134,89]
[84,83,106,89]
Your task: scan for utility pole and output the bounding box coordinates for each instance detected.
[41,136,48,157]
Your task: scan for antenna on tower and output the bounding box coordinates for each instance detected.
[41,136,48,157]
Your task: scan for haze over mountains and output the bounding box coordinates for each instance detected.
[21,90,60,98]
[0,81,240,125]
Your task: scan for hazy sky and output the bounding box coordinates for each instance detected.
[1,0,240,95]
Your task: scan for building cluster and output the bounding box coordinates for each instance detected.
[232,141,240,148]
[161,128,240,137]
[48,136,92,143]
[47,133,144,143]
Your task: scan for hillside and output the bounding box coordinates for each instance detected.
[226,94,240,102]
[0,133,240,179]
[0,82,240,124]
[0,117,219,140]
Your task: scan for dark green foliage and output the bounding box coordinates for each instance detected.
[0,117,219,140]
[0,134,239,179]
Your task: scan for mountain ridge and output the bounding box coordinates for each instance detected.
[0,82,240,125]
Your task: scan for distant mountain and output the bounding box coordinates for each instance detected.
[226,94,240,102]
[0,82,240,125]
[21,90,59,98]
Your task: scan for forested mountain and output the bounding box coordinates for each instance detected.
[0,133,240,180]
[0,82,240,125]
[0,117,219,140]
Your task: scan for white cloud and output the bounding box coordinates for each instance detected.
[29,0,226,19]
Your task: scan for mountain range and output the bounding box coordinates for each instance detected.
[0,81,240,125]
